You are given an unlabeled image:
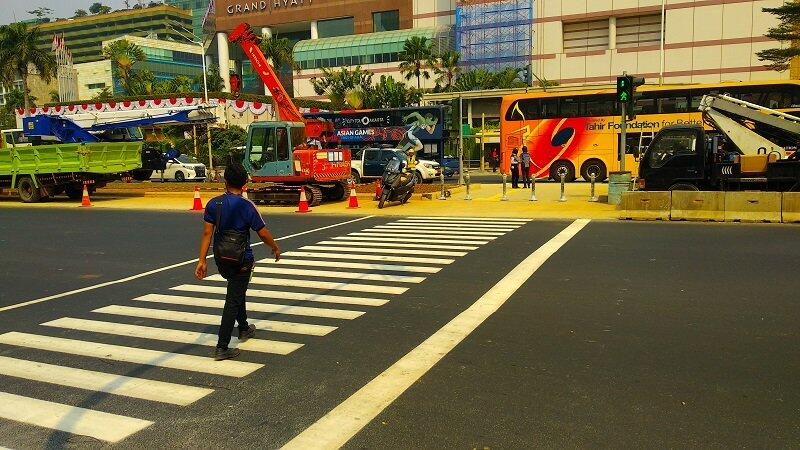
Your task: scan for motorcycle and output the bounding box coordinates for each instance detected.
[378,158,416,209]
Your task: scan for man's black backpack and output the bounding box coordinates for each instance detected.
[213,197,248,267]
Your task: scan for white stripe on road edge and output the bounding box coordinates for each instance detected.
[281,251,455,265]
[0,332,262,377]
[281,219,590,450]
[172,284,390,307]
[135,293,365,320]
[408,216,530,222]
[300,245,467,258]
[256,258,442,274]
[352,230,499,240]
[0,392,153,443]
[342,233,494,245]
[322,239,478,252]
[43,317,303,355]
[252,266,426,283]
[0,355,212,406]
[395,220,523,227]
[93,305,335,336]
[332,236,488,247]
[371,226,508,235]
[206,275,408,295]
[0,216,376,314]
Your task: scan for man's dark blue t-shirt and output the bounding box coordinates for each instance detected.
[204,193,266,263]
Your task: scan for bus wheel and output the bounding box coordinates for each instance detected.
[549,161,576,182]
[669,183,699,191]
[581,160,607,182]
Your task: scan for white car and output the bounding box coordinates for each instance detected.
[350,147,441,184]
[151,154,207,182]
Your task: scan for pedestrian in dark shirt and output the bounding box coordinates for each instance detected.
[510,148,520,188]
[195,161,281,361]
[521,146,532,188]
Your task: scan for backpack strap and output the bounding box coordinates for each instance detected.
[214,196,224,236]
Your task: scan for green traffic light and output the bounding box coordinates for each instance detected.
[619,92,628,102]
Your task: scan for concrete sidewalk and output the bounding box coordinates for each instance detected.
[0,182,617,220]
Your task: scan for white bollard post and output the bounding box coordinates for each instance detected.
[439,171,447,200]
[501,173,509,201]
[559,173,567,202]
[530,174,537,202]
[464,171,472,201]
[589,173,598,202]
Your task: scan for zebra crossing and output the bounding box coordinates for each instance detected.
[0,216,530,445]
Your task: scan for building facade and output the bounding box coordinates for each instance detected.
[165,0,213,41]
[35,5,195,64]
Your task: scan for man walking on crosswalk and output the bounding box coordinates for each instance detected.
[195,162,281,361]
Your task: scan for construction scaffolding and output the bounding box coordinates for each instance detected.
[455,0,533,72]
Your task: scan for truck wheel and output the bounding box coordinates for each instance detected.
[550,161,576,182]
[175,171,185,182]
[350,170,361,184]
[17,176,42,203]
[669,183,699,191]
[581,159,607,182]
[65,184,83,200]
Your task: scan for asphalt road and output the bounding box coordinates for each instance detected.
[0,210,798,449]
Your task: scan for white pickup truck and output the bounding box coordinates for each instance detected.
[350,147,440,184]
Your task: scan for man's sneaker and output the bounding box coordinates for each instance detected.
[238,324,256,342]
[213,347,241,361]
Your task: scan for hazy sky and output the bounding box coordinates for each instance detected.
[1,0,134,26]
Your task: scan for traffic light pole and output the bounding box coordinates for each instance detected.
[620,102,627,172]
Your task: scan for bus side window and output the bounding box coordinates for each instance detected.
[541,99,558,119]
[639,93,657,115]
[560,98,579,118]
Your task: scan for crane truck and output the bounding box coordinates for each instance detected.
[228,23,350,206]
[638,94,800,192]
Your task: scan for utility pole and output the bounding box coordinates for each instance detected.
[458,95,464,185]
[620,101,627,172]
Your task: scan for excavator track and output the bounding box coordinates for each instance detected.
[249,184,325,207]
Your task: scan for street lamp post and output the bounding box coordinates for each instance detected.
[169,22,209,103]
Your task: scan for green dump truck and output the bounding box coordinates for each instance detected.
[1,128,143,202]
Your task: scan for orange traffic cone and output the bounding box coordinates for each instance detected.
[296,187,311,213]
[374,179,382,200]
[79,182,91,208]
[190,186,203,211]
[347,182,359,209]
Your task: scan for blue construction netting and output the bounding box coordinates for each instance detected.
[456,0,533,72]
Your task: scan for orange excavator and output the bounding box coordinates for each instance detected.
[228,23,350,205]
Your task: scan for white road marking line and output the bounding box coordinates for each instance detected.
[334,236,489,246]
[281,219,590,450]
[352,230,498,240]
[43,317,302,355]
[323,239,478,251]
[377,225,515,233]
[299,245,467,257]
[371,226,508,235]
[206,275,408,295]
[281,251,455,265]
[135,293,365,320]
[0,392,153,443]
[395,220,523,227]
[0,216,375,314]
[252,266,426,283]
[172,284,390,307]
[0,355,212,406]
[408,216,530,222]
[0,332,262,377]
[255,258,442,274]
[93,305,335,336]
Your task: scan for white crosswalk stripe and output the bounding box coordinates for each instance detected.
[135,293,365,320]
[322,239,478,251]
[255,258,442,274]
[0,392,154,443]
[206,274,408,295]
[0,355,213,406]
[93,305,336,336]
[0,332,262,377]
[172,284,390,307]
[300,245,467,257]
[43,317,303,355]
[0,216,527,445]
[252,265,426,283]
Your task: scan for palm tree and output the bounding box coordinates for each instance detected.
[433,51,460,91]
[310,66,374,109]
[399,36,434,89]
[102,39,146,95]
[259,37,299,71]
[0,23,57,114]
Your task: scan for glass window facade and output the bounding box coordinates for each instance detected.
[373,10,400,32]
[317,17,354,38]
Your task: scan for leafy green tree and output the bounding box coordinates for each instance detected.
[196,63,224,92]
[453,68,495,91]
[399,36,435,89]
[27,7,53,19]
[91,86,114,101]
[170,75,194,93]
[756,1,800,71]
[102,39,146,95]
[364,75,421,108]
[89,2,112,15]
[491,67,527,89]
[259,36,299,71]
[49,90,60,102]
[209,125,247,166]
[0,23,56,114]
[311,66,374,109]
[433,51,460,92]
[74,9,89,17]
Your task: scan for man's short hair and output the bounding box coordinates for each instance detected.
[224,160,248,189]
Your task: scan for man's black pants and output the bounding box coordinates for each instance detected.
[216,262,253,349]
